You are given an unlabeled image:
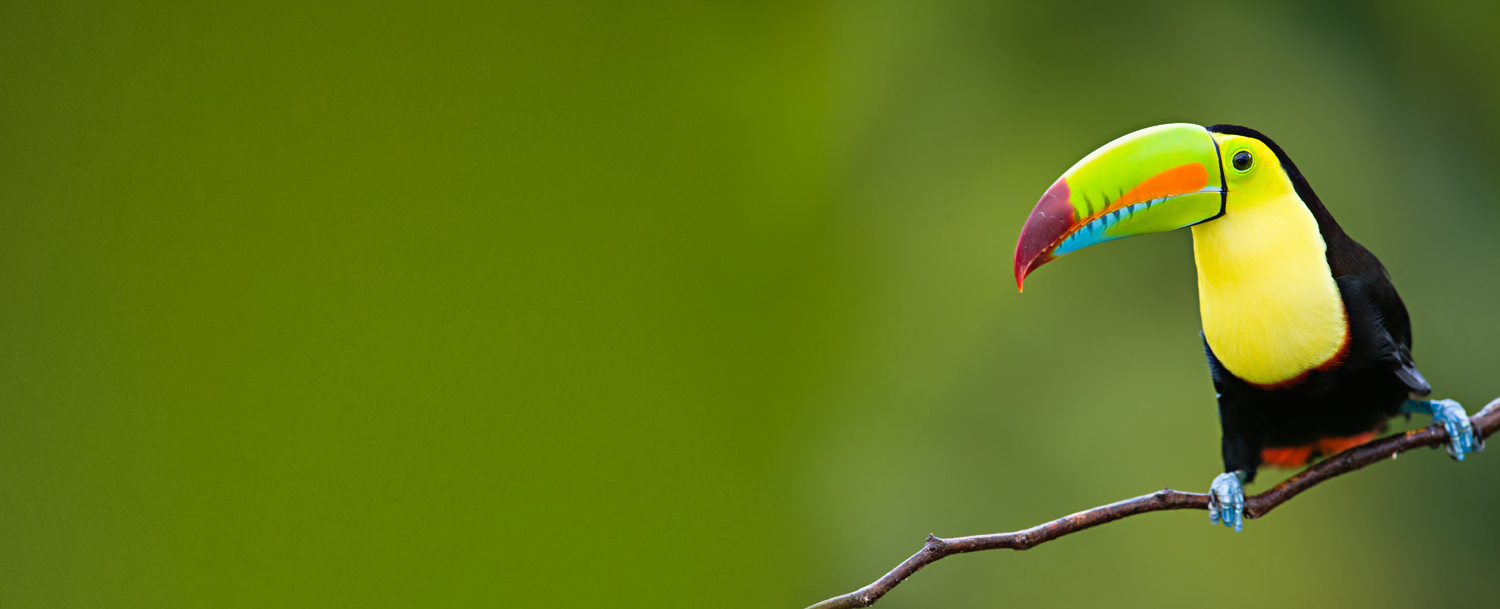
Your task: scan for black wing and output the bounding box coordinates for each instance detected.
[1335,252,1431,396]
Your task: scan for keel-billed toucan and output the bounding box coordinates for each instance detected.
[1014,124,1482,531]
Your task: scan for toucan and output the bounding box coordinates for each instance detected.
[1014,124,1483,531]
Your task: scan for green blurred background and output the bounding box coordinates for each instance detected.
[2,1,1498,607]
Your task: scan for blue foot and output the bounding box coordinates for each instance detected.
[1208,471,1245,532]
[1403,399,1485,461]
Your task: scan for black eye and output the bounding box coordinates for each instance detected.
[1232,150,1253,171]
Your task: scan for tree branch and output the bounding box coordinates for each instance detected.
[805,397,1500,609]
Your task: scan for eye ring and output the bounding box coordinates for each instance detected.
[1231,150,1253,172]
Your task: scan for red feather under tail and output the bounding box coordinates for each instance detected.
[1260,430,1380,468]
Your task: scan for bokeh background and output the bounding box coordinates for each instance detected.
[3,1,1498,607]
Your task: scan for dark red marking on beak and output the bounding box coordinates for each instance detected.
[1013,178,1076,291]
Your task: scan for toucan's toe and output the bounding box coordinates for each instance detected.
[1208,472,1245,533]
[1430,399,1479,461]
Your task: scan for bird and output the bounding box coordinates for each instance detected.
[1013,123,1482,532]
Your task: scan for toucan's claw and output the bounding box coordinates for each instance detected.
[1432,399,1479,460]
[1208,472,1245,532]
[1401,399,1481,461]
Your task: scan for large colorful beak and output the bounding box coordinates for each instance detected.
[1013,123,1226,291]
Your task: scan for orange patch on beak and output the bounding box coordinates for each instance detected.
[1105,162,1210,216]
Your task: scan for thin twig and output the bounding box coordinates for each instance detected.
[805,397,1500,609]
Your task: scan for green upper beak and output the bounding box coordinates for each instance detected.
[1013,123,1226,290]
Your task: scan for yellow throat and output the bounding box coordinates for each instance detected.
[1190,137,1348,387]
